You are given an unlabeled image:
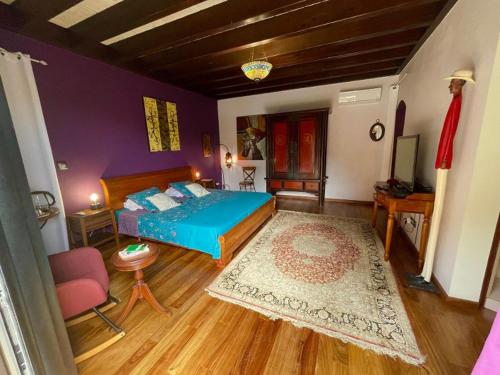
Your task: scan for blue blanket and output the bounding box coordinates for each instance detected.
[136,190,272,259]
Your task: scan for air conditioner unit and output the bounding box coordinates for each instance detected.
[338,87,382,105]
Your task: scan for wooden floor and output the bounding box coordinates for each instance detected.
[71,199,495,374]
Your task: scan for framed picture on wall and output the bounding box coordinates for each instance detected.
[143,96,181,152]
[236,115,266,160]
[202,133,212,157]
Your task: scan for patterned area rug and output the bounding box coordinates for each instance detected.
[206,211,424,365]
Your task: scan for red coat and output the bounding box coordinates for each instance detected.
[435,94,462,169]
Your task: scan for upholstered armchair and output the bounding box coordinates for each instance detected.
[49,247,125,364]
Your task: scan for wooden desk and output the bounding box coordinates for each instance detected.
[372,186,434,270]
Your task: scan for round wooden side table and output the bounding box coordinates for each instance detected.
[111,243,170,325]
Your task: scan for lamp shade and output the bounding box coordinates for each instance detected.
[225,152,233,168]
[241,61,273,81]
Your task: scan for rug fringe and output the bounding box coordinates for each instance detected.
[206,289,426,367]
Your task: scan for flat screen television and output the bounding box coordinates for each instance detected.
[394,135,420,192]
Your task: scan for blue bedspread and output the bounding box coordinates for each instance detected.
[136,190,272,259]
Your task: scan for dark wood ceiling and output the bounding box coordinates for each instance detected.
[0,0,455,99]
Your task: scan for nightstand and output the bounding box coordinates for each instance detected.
[198,178,216,189]
[67,208,120,249]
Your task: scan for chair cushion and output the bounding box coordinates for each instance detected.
[56,279,107,320]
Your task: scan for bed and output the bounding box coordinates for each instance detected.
[100,166,276,266]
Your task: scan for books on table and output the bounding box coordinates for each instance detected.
[119,243,150,259]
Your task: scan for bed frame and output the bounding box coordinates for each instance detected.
[100,166,276,267]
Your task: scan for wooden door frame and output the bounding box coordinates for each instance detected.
[479,212,500,308]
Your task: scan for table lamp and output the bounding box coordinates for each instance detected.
[89,193,103,210]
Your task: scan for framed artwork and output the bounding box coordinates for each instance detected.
[202,133,212,157]
[143,96,181,152]
[236,115,266,160]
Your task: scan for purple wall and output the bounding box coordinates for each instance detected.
[0,28,220,213]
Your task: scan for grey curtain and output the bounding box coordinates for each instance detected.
[0,78,77,374]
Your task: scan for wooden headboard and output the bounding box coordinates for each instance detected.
[100,166,195,210]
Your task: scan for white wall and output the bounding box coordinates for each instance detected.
[449,34,500,300]
[398,0,500,300]
[218,76,398,201]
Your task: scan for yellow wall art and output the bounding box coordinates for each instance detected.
[143,96,181,152]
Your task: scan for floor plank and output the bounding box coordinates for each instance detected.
[70,199,495,374]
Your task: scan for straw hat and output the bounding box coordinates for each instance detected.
[444,69,475,83]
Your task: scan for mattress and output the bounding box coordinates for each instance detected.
[116,189,272,259]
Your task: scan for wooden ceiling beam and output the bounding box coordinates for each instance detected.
[70,0,209,41]
[209,60,402,95]
[0,3,127,64]
[397,0,458,73]
[214,68,398,99]
[148,2,440,79]
[107,0,322,56]
[189,47,411,92]
[0,0,453,99]
[12,0,80,20]
[174,32,423,87]
[132,0,444,70]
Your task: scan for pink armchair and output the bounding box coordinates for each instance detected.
[49,247,109,320]
[49,247,125,363]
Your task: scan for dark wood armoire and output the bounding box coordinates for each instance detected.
[266,108,329,204]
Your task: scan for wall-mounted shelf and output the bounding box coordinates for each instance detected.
[36,207,60,229]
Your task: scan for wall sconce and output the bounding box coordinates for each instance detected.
[195,171,200,180]
[89,193,103,210]
[219,144,234,168]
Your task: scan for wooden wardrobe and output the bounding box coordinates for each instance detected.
[266,108,329,204]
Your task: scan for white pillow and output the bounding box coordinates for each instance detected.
[185,183,210,198]
[146,193,180,211]
[165,186,184,198]
[124,199,144,211]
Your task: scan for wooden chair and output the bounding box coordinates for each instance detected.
[239,166,256,192]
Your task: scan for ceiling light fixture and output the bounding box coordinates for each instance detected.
[241,61,273,82]
[241,50,272,82]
